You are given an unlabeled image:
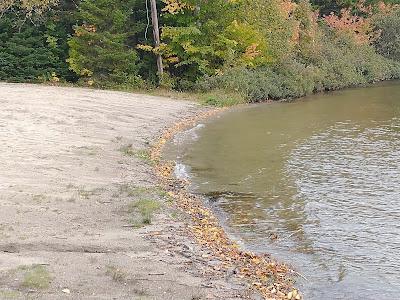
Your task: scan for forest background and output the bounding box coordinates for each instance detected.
[1,0,400,105]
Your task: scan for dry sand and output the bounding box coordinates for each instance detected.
[0,83,254,299]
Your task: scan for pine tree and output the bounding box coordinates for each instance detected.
[67,0,145,87]
[0,14,69,82]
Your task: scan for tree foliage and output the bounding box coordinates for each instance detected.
[0,1,74,82]
[155,0,273,87]
[0,19,61,82]
[198,0,400,102]
[67,0,144,87]
[0,0,399,102]
[311,0,400,14]
[373,7,400,61]
[0,0,59,21]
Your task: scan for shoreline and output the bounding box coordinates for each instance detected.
[151,79,400,300]
[0,83,256,299]
[149,108,301,300]
[1,79,399,299]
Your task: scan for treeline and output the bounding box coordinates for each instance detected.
[1,0,400,104]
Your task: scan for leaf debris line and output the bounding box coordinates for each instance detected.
[150,108,301,300]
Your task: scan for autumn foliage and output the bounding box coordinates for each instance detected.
[0,0,399,94]
[0,0,58,19]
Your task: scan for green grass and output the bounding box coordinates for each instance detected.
[105,265,127,282]
[20,265,51,290]
[77,186,103,200]
[130,199,161,225]
[0,290,20,299]
[134,149,152,162]
[119,144,136,156]
[82,81,246,108]
[44,81,246,108]
[119,184,167,199]
[119,184,149,197]
[119,145,153,163]
[170,211,178,219]
[199,90,245,107]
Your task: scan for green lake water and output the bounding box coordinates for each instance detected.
[165,82,400,299]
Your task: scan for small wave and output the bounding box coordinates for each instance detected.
[174,162,191,180]
[173,124,205,145]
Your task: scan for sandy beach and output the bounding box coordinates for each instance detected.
[0,83,253,299]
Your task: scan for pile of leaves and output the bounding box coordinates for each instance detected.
[150,109,301,300]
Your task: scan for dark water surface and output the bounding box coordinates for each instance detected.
[165,82,400,299]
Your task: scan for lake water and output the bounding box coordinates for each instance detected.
[165,82,400,299]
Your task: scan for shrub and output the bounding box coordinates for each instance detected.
[316,28,399,88]
[373,8,400,61]
[199,64,318,103]
[199,26,400,104]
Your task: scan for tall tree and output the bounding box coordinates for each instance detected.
[67,0,143,87]
[150,0,163,77]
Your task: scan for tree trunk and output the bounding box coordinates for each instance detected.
[150,0,163,79]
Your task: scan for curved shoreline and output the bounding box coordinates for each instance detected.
[0,83,257,299]
[150,108,301,300]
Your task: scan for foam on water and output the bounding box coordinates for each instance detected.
[174,162,191,181]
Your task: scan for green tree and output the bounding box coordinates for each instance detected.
[67,0,144,87]
[156,0,245,86]
[241,0,296,62]
[141,0,275,89]
[0,13,69,82]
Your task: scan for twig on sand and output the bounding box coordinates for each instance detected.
[292,270,308,282]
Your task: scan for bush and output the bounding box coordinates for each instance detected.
[316,29,399,89]
[373,8,400,61]
[199,27,400,104]
[199,64,314,103]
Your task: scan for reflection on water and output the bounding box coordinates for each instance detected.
[164,82,400,299]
